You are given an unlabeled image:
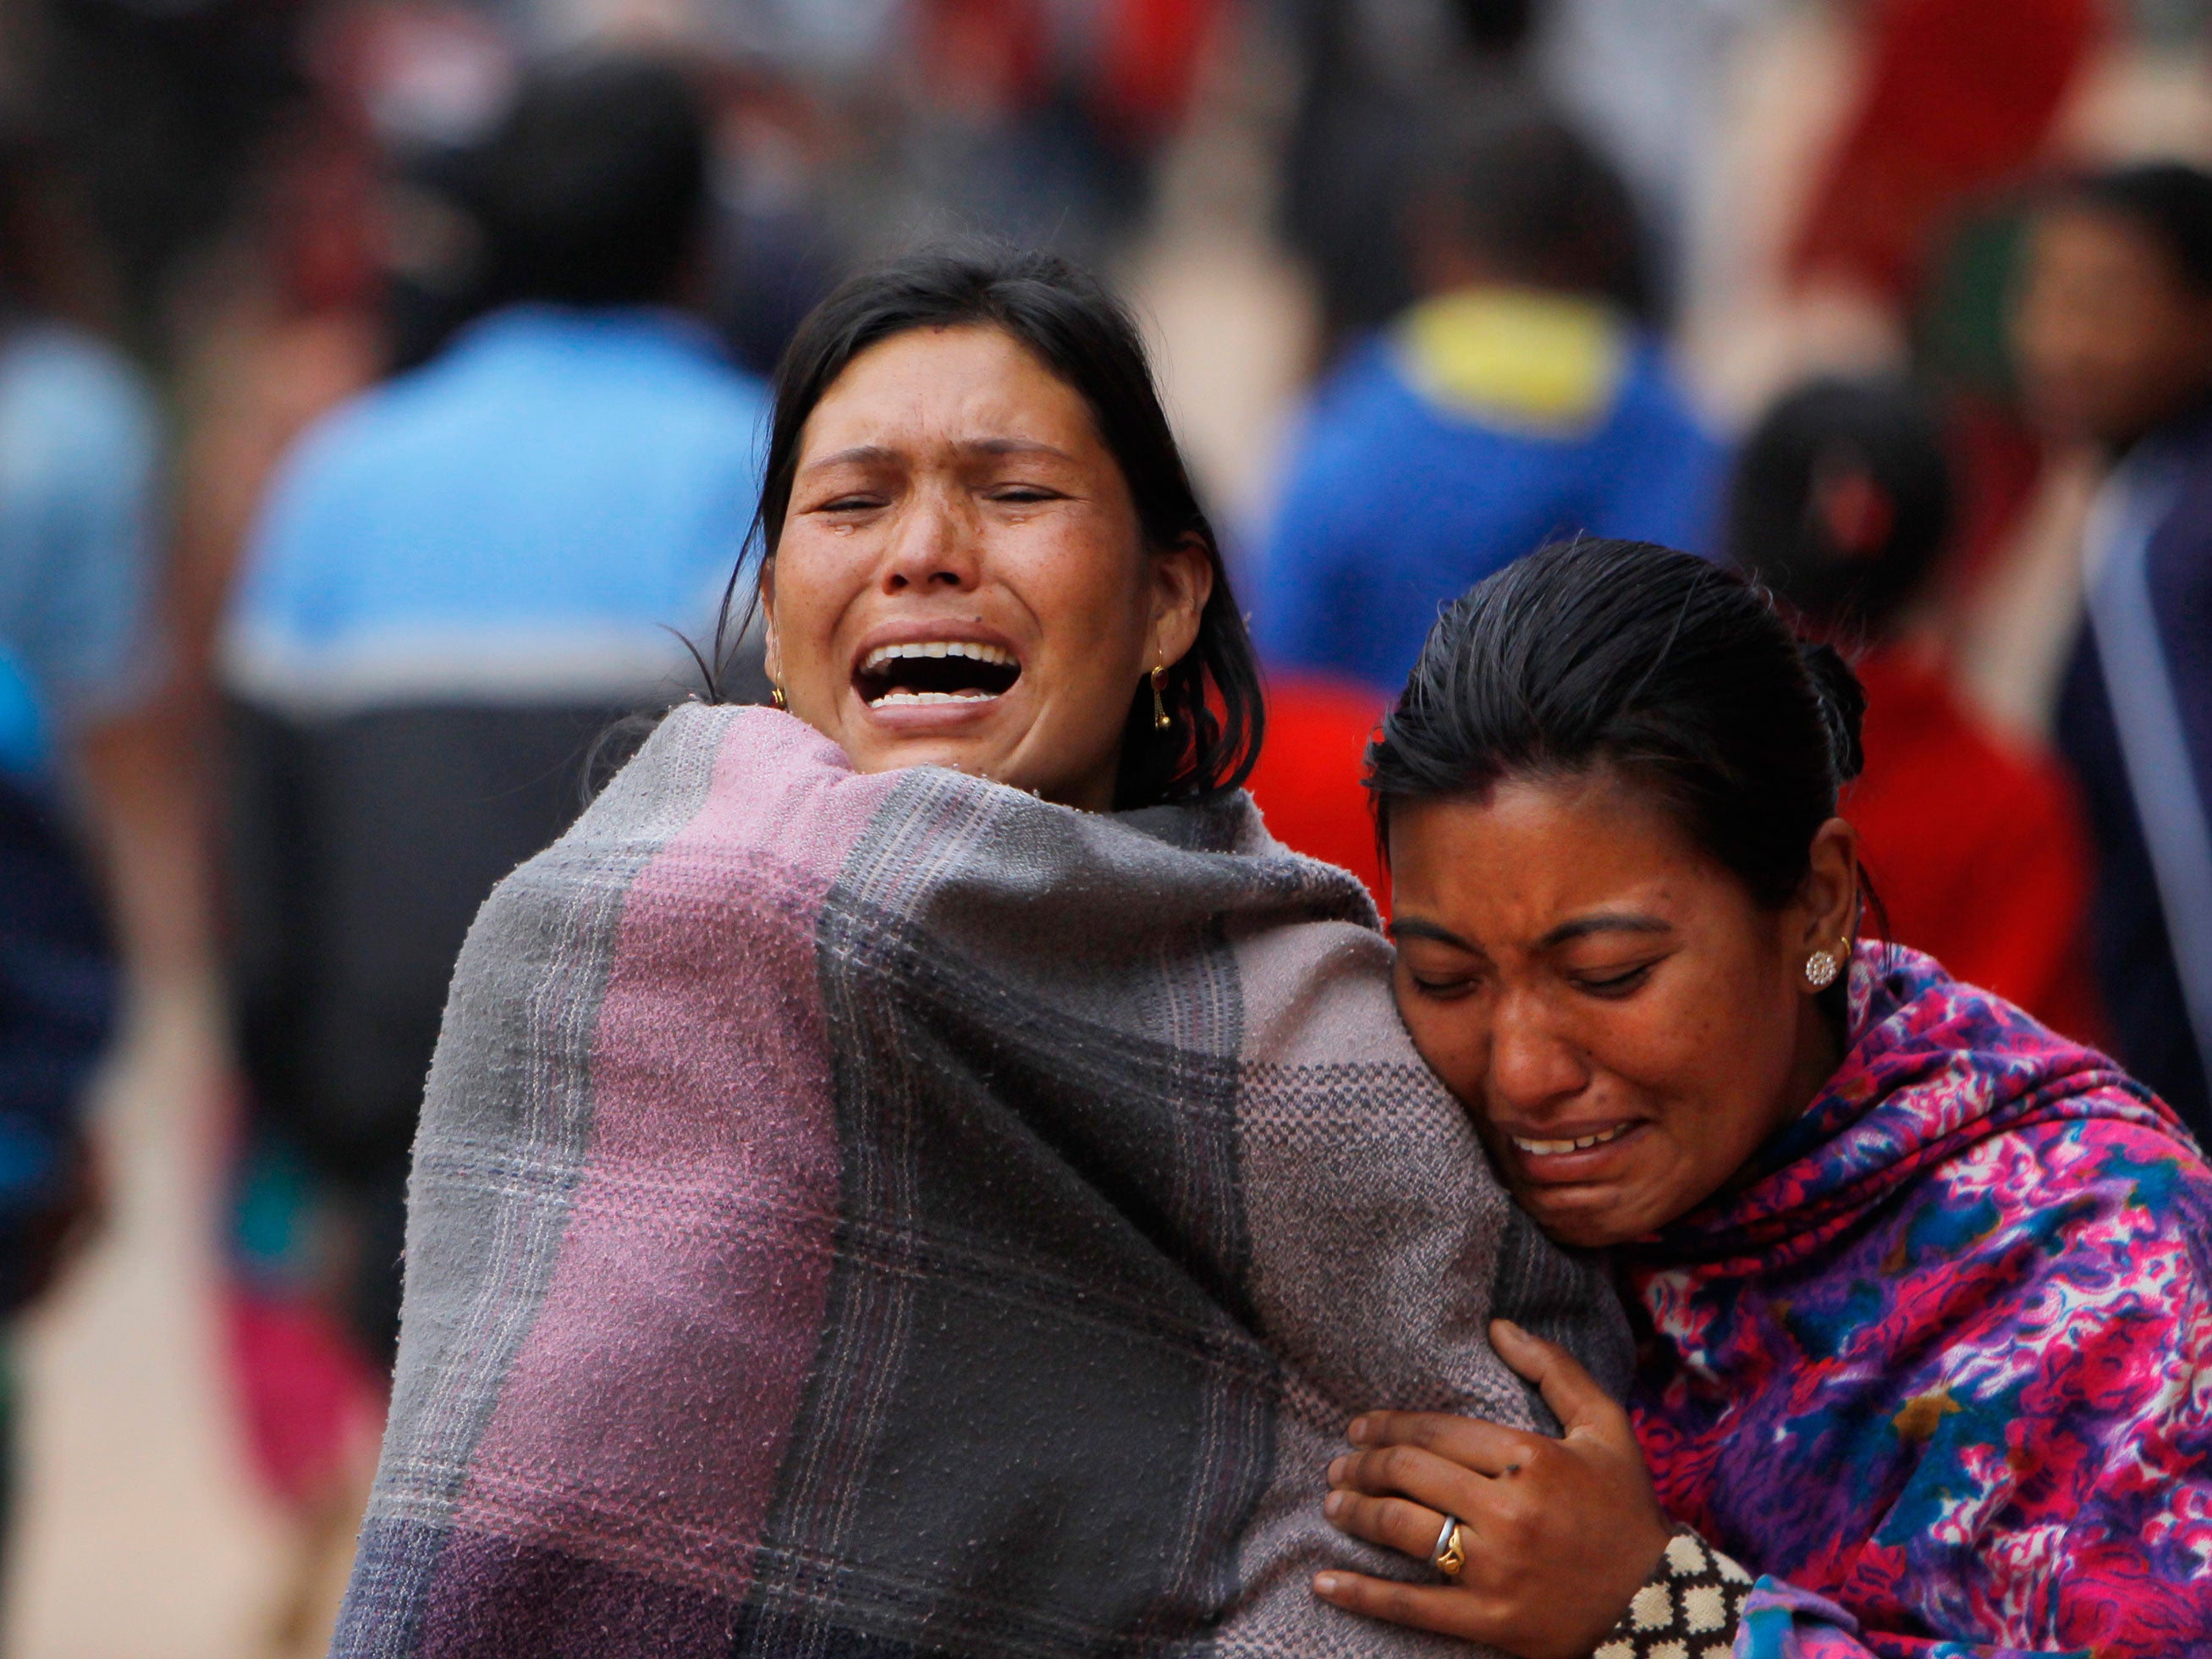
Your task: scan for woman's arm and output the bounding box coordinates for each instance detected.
[1317,1319,2208,1659]
[1313,1319,1676,1659]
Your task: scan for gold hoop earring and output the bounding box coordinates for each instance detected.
[770,683,788,711]
[1151,664,1169,731]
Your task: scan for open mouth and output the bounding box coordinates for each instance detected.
[855,641,1021,708]
[1510,1122,1635,1157]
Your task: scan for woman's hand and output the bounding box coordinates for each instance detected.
[1313,1319,1672,1659]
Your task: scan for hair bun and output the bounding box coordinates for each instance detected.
[1798,641,1867,788]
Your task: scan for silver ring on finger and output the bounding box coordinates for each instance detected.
[1430,1513,1467,1580]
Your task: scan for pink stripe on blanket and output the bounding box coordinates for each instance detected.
[441,711,888,1628]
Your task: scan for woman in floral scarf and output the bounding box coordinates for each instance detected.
[1310,537,2212,1658]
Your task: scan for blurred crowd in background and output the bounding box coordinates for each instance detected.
[3,0,2212,1651]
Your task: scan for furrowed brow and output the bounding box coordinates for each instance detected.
[1389,917,1479,951]
[964,438,1077,462]
[1534,912,1674,950]
[801,444,899,472]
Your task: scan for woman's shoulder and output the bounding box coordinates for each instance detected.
[1958,1091,2212,1262]
[1883,957,2212,1227]
[1890,1068,2212,1377]
[1689,950,2212,1281]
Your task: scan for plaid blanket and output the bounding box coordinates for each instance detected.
[333,703,1631,1658]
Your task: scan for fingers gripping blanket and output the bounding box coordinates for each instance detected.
[334,703,1631,1658]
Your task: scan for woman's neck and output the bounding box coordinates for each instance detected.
[1778,997,1847,1133]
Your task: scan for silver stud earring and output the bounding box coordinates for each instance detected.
[1802,948,1840,990]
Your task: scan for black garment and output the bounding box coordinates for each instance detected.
[226,699,653,1177]
[0,772,110,1316]
[225,699,647,1359]
[2049,408,2212,1154]
[2056,629,2212,1146]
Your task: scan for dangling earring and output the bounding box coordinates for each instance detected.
[1151,664,1170,731]
[1802,946,1840,989]
[770,683,788,711]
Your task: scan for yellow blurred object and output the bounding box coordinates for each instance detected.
[1395,288,1629,437]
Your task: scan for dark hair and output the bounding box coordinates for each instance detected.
[1727,377,1953,639]
[1367,539,1864,913]
[1420,98,1651,319]
[2055,161,2212,295]
[707,244,1263,810]
[1449,0,1538,53]
[474,53,708,308]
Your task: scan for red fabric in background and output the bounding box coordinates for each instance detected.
[225,1286,383,1508]
[1846,647,2103,1044]
[1246,675,1388,911]
[914,0,1050,115]
[1097,0,1222,136]
[1945,394,2046,591]
[1790,0,2099,303]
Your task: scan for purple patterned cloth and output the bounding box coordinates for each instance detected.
[331,703,1631,1657]
[1625,944,2212,1657]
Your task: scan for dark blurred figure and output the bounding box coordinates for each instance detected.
[33,0,304,361]
[1252,98,1717,693]
[0,129,191,985]
[1279,0,1540,353]
[217,52,771,1374]
[2019,163,2212,1147]
[706,65,849,380]
[0,123,173,1408]
[1729,377,2100,1040]
[0,262,140,1282]
[0,648,110,1557]
[845,0,1215,274]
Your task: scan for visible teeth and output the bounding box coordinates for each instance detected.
[869,689,999,707]
[1511,1123,1631,1156]
[861,641,1016,672]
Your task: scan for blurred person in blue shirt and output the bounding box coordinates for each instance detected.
[0,279,185,995]
[1252,98,1723,693]
[218,52,771,1368]
[0,325,162,730]
[0,166,156,1447]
